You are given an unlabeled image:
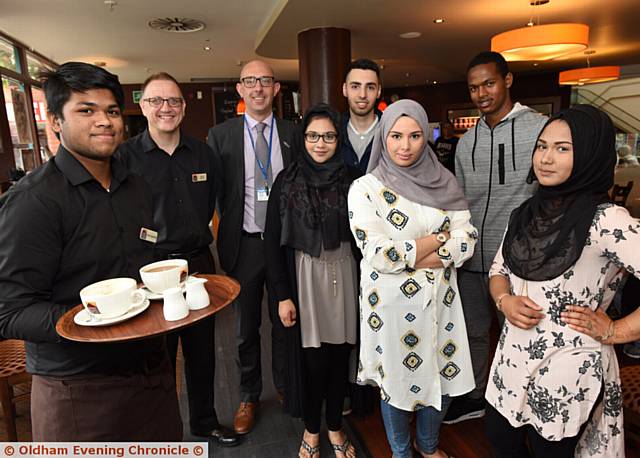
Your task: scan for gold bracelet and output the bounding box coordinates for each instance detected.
[598,321,615,342]
[496,293,510,311]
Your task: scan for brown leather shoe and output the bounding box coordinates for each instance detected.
[233,402,258,435]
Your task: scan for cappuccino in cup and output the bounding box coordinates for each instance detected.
[79,278,146,318]
[140,259,188,294]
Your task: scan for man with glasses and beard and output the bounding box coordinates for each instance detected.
[207,59,295,435]
[117,72,237,447]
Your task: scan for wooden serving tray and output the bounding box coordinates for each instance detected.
[56,274,239,343]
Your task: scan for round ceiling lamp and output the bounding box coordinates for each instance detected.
[559,66,621,85]
[491,23,589,61]
[236,99,246,115]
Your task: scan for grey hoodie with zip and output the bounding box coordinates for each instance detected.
[455,104,548,273]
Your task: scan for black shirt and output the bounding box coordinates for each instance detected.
[434,136,459,175]
[117,130,220,254]
[0,146,162,376]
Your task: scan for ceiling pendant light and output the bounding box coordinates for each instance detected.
[236,99,246,115]
[558,66,620,85]
[491,0,588,61]
[491,23,589,61]
[559,51,620,85]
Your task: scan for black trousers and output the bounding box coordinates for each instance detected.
[485,404,580,458]
[302,343,352,434]
[165,248,219,433]
[230,234,286,402]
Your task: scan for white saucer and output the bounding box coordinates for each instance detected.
[74,299,150,327]
[142,276,194,300]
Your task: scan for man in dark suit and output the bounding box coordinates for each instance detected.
[207,59,295,435]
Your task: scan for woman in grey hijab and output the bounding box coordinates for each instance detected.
[348,100,477,458]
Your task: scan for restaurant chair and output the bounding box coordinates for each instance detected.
[611,181,633,207]
[621,364,640,445]
[0,339,31,441]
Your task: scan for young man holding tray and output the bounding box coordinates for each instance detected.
[0,62,182,441]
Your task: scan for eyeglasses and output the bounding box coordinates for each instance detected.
[240,76,275,88]
[304,132,338,144]
[142,97,184,107]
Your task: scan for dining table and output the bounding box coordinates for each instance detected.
[56,274,239,343]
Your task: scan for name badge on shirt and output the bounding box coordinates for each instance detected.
[139,227,158,244]
[257,186,270,202]
[192,173,207,183]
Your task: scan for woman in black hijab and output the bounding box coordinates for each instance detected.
[485,105,640,457]
[264,104,359,458]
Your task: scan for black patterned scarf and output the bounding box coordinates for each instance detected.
[279,104,355,257]
[503,105,616,281]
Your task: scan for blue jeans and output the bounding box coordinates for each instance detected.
[380,396,451,458]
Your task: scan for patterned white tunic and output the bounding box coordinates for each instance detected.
[486,204,638,457]
[348,174,476,412]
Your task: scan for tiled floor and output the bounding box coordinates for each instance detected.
[180,300,365,457]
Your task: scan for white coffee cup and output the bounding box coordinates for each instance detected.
[140,259,188,294]
[79,278,146,319]
[163,287,189,321]
[185,277,210,310]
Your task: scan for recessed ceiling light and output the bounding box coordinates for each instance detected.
[399,32,421,39]
[203,45,212,51]
[433,18,445,24]
[432,80,438,84]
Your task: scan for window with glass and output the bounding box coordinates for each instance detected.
[3,76,36,171]
[0,36,20,73]
[26,52,52,81]
[31,86,59,162]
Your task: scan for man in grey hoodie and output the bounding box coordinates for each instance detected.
[444,51,548,424]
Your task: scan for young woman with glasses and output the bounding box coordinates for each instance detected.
[264,104,360,458]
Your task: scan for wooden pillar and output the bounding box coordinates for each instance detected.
[298,27,350,114]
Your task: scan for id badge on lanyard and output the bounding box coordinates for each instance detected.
[257,184,269,201]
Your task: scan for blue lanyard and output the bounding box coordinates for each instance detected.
[244,115,274,183]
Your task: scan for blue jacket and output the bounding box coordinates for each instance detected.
[339,110,382,174]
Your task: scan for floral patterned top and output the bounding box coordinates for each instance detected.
[348,174,477,412]
[486,203,639,457]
